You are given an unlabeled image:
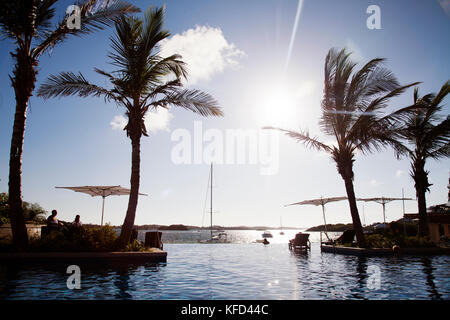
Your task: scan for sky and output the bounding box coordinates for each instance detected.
[0,0,449,228]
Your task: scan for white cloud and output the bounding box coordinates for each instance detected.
[144,108,173,133]
[110,108,173,134]
[110,115,127,130]
[160,25,245,85]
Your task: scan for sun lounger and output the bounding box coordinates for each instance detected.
[289,232,311,251]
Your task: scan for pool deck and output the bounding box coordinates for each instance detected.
[321,244,450,256]
[0,250,167,264]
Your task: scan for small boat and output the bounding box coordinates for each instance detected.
[200,231,229,243]
[262,231,273,238]
[198,163,230,244]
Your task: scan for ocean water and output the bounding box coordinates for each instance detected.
[0,230,449,300]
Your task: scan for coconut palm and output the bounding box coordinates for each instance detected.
[0,0,138,249]
[392,81,449,236]
[265,48,418,247]
[37,6,223,248]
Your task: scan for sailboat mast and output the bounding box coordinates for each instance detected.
[210,162,213,240]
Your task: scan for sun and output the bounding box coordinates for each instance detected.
[260,85,297,127]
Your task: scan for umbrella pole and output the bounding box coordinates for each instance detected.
[101,196,105,226]
[321,204,330,240]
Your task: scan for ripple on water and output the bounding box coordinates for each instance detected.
[0,243,449,300]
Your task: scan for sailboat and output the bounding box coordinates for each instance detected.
[279,216,285,235]
[199,163,229,243]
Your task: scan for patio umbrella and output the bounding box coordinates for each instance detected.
[56,185,148,225]
[357,197,413,224]
[285,196,348,240]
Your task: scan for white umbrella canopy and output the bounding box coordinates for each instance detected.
[285,196,348,240]
[56,185,148,225]
[357,197,413,224]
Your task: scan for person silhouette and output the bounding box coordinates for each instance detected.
[72,214,82,228]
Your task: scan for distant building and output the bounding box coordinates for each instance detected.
[426,175,450,242]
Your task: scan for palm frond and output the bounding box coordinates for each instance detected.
[32,0,139,58]
[139,6,169,58]
[151,89,223,117]
[427,141,450,160]
[263,127,332,152]
[147,54,188,83]
[37,71,117,102]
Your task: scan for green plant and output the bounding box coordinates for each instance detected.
[365,233,435,248]
[0,193,8,225]
[27,224,120,252]
[0,192,47,224]
[365,234,394,248]
[125,239,147,252]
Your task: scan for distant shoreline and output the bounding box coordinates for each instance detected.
[305,223,354,232]
[99,224,305,231]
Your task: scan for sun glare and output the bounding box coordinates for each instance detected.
[260,85,298,127]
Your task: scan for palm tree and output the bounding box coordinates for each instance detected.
[37,6,223,248]
[0,0,138,249]
[392,81,449,237]
[265,48,418,247]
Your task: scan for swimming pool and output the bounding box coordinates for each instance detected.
[1,242,448,300]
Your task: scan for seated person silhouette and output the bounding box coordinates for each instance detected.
[72,214,82,228]
[47,210,63,229]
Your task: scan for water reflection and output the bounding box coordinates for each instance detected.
[0,264,19,299]
[352,257,368,300]
[114,265,134,299]
[421,257,442,300]
[0,243,449,299]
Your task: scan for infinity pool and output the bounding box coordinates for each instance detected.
[1,242,449,299]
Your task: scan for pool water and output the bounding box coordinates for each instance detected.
[0,241,449,300]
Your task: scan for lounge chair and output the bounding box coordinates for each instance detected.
[289,232,310,251]
[334,229,355,245]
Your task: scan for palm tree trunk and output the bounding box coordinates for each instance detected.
[9,104,29,250]
[118,133,141,248]
[337,159,366,247]
[8,50,37,250]
[413,161,429,237]
[417,186,428,237]
[342,176,366,247]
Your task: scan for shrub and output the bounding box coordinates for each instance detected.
[0,192,47,225]
[124,239,147,252]
[28,224,119,252]
[365,234,394,248]
[401,235,435,248]
[365,233,435,248]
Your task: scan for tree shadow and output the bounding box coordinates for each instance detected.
[421,257,442,300]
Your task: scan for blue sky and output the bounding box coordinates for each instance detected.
[0,0,449,228]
